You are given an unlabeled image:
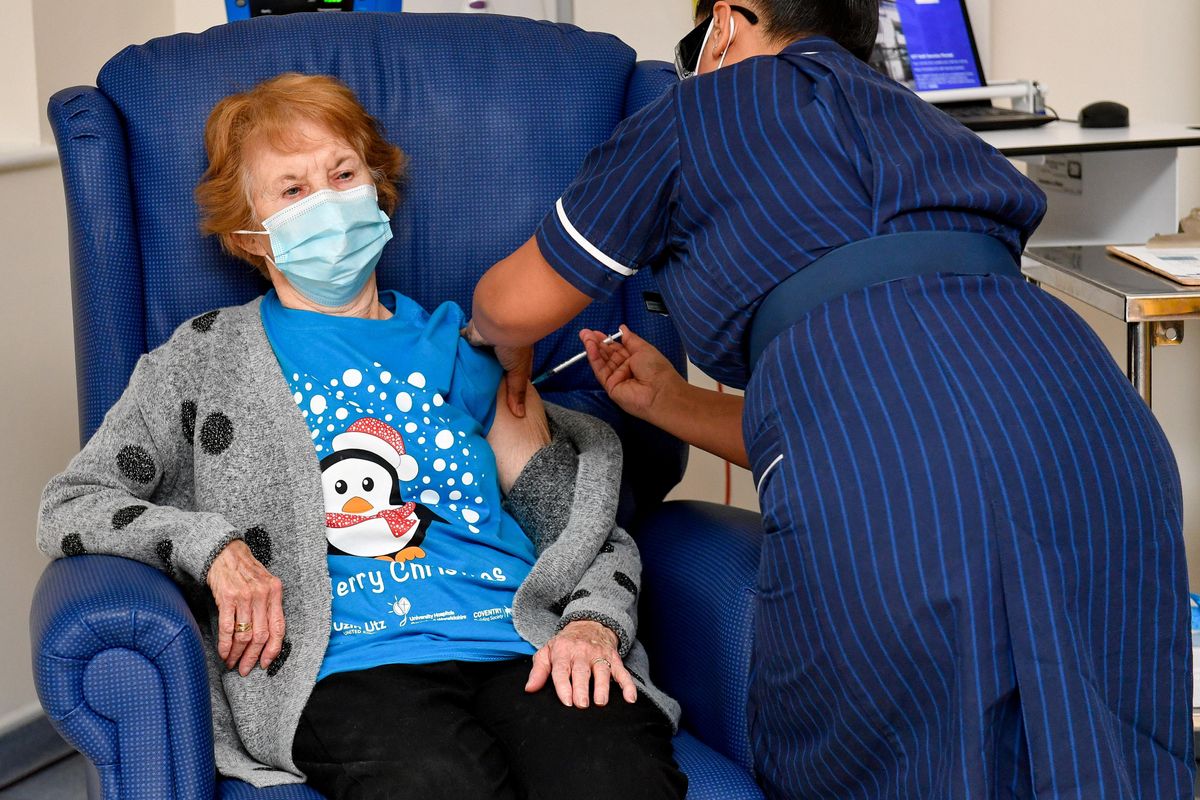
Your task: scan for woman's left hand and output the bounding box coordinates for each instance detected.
[526,620,638,708]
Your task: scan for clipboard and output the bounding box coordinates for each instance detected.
[1106,245,1200,286]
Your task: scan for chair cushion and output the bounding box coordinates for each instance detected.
[673,730,764,800]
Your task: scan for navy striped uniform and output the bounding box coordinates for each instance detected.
[536,35,1193,800]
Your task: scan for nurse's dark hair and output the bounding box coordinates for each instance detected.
[695,0,880,61]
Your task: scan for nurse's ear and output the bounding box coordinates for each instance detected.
[705,5,734,56]
[708,2,736,60]
[698,1,776,74]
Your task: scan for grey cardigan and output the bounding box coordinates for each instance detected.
[37,298,679,788]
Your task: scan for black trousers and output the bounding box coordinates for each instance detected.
[292,658,688,800]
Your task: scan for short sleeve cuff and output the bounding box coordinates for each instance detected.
[535,198,638,302]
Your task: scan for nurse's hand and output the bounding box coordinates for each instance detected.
[526,620,638,708]
[495,344,533,418]
[584,325,751,467]
[580,325,686,422]
[463,319,532,418]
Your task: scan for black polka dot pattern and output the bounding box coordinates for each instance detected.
[154,539,176,578]
[61,533,85,557]
[550,588,592,615]
[599,542,615,555]
[613,571,638,598]
[111,505,148,530]
[191,310,220,332]
[181,400,197,443]
[199,413,234,455]
[116,445,156,485]
[267,639,292,677]
[550,593,572,616]
[243,527,272,568]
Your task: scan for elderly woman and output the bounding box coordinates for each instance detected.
[37,73,685,800]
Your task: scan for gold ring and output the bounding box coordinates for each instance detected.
[591,657,611,668]
[235,622,253,633]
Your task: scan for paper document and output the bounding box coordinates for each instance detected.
[1106,245,1200,286]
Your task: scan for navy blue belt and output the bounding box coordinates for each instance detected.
[747,231,1021,367]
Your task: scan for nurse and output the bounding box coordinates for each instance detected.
[468,1,1194,798]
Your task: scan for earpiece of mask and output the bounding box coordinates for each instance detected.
[237,184,393,308]
[716,15,737,70]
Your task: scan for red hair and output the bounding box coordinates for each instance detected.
[196,73,407,275]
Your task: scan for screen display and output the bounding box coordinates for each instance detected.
[869,0,983,92]
[251,0,355,15]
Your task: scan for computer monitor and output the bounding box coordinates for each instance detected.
[226,0,403,22]
[869,0,988,92]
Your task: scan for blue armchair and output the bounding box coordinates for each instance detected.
[32,12,764,799]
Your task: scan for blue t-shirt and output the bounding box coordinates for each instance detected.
[260,290,537,681]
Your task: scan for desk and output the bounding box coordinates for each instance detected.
[1022,246,1200,405]
[979,122,1200,247]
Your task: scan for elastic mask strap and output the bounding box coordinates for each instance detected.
[231,229,275,269]
[717,16,736,70]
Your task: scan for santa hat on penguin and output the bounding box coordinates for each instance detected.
[331,418,419,483]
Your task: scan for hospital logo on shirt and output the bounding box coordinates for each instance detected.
[389,596,411,626]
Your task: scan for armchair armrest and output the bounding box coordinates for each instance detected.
[635,501,762,773]
[30,554,217,799]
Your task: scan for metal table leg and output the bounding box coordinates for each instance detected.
[1127,322,1152,406]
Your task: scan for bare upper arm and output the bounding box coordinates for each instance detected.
[487,379,552,495]
[472,236,592,348]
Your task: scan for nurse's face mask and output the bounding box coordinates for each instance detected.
[674,4,759,80]
[238,184,393,308]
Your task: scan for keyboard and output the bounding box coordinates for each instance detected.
[941,104,1055,132]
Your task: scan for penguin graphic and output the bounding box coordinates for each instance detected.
[320,418,443,562]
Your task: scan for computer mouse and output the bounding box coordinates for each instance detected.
[1079,101,1130,129]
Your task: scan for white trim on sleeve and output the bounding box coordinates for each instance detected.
[555,198,638,277]
[756,454,785,495]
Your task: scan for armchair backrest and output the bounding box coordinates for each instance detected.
[49,12,687,518]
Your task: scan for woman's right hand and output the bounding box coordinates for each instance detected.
[580,325,687,423]
[206,539,286,677]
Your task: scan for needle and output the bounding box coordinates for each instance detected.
[531,329,625,386]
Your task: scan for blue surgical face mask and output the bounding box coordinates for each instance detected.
[238,184,393,308]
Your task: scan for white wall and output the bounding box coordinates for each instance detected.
[574,0,694,62]
[174,0,226,34]
[0,3,41,145]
